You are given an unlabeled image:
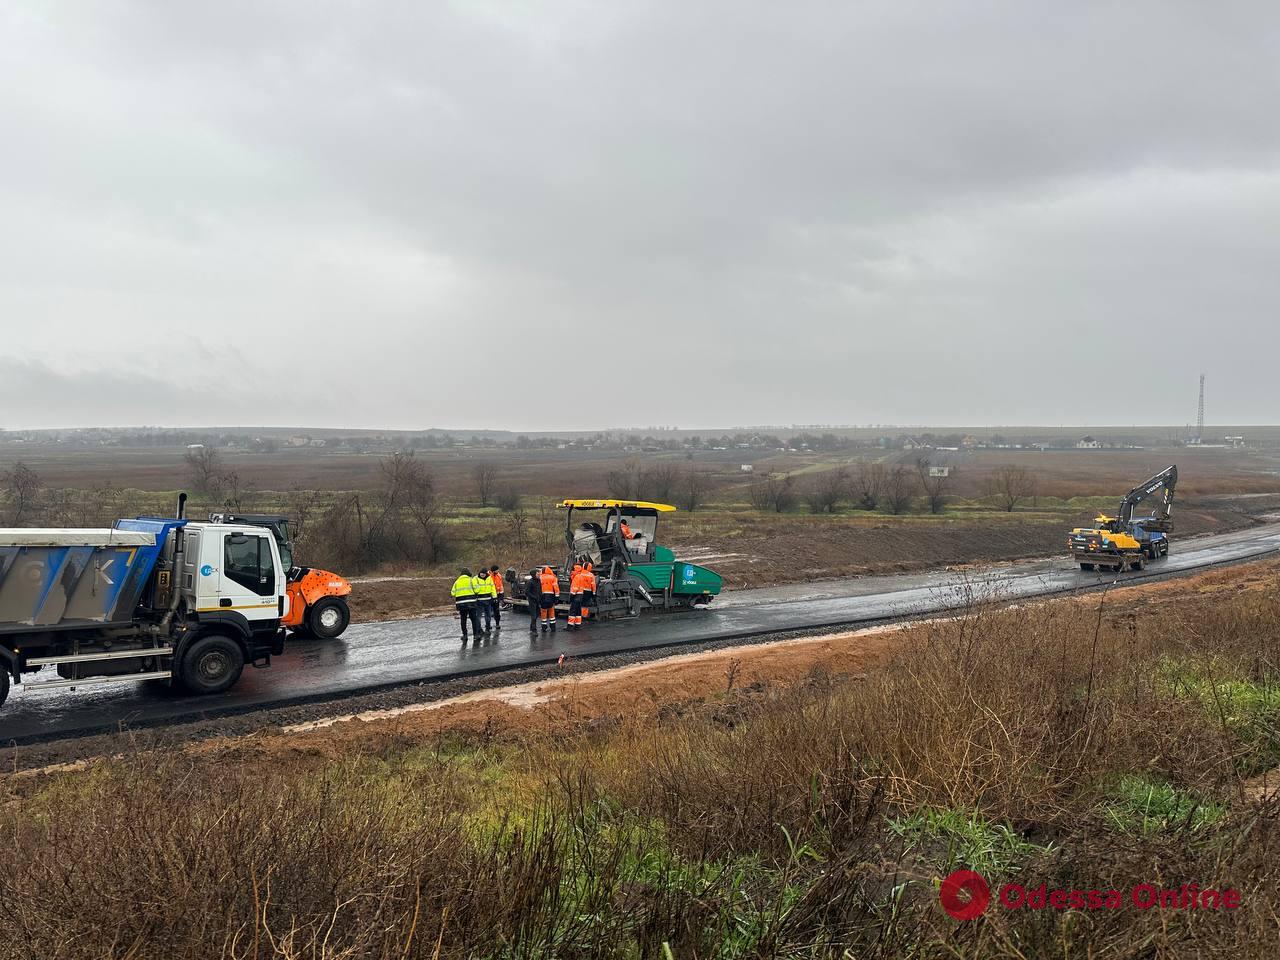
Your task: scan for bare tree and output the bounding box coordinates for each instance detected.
[640,464,679,503]
[2,461,41,526]
[316,451,451,566]
[535,499,557,550]
[606,459,643,500]
[284,488,324,562]
[749,473,797,513]
[676,469,715,512]
[915,458,957,515]
[853,462,885,510]
[183,446,224,495]
[81,481,123,527]
[882,465,914,515]
[509,502,529,547]
[804,467,849,514]
[988,464,1037,512]
[403,460,449,563]
[472,462,499,507]
[220,470,256,513]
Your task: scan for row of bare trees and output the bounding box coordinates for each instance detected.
[606,460,716,512]
[750,461,1038,515]
[752,463,921,515]
[1,463,155,528]
[298,452,452,570]
[470,456,1035,518]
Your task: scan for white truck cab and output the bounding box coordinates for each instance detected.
[179,522,290,626]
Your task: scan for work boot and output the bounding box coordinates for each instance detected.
[460,634,468,643]
[550,621,557,633]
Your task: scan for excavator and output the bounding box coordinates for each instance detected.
[1068,465,1177,572]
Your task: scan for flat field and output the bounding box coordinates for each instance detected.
[3,440,1279,620]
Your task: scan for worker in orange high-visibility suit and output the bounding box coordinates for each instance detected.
[619,519,635,540]
[489,565,504,629]
[538,566,560,633]
[580,562,597,622]
[567,563,585,630]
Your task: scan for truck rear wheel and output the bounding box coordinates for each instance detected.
[307,597,350,640]
[180,634,245,695]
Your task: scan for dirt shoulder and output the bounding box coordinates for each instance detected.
[246,555,1280,762]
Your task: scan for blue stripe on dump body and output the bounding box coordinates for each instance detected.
[0,518,186,633]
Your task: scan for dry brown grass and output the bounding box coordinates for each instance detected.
[4,572,1280,958]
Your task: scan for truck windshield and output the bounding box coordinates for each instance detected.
[275,521,294,570]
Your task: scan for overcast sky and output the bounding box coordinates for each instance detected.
[1,1,1277,431]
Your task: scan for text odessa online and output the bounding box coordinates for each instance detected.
[1000,882,1241,911]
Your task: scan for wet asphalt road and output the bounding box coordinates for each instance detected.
[3,523,1279,744]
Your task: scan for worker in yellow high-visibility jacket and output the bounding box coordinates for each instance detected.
[450,568,481,642]
[472,568,497,636]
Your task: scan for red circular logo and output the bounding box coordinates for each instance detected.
[940,870,991,920]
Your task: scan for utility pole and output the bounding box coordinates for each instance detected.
[1196,373,1205,443]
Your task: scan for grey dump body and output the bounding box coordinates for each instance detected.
[0,507,285,712]
[0,529,163,634]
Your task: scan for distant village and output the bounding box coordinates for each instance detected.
[0,425,1253,455]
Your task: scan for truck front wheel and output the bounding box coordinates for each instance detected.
[180,634,245,695]
[0,668,9,709]
[307,597,350,640]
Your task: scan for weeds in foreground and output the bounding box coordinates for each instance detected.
[3,587,1279,958]
[1100,774,1228,835]
[888,807,1051,875]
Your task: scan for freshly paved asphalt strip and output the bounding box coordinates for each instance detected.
[3,523,1278,745]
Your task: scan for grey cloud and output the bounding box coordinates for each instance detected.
[1,1,1278,429]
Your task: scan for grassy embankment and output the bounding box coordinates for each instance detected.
[4,569,1279,958]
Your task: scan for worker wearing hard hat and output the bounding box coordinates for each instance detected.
[567,563,585,630]
[538,566,560,633]
[450,568,481,642]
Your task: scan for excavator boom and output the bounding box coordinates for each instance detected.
[1117,465,1177,530]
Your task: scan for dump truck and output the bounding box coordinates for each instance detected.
[1068,465,1177,572]
[508,499,723,620]
[0,495,301,711]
